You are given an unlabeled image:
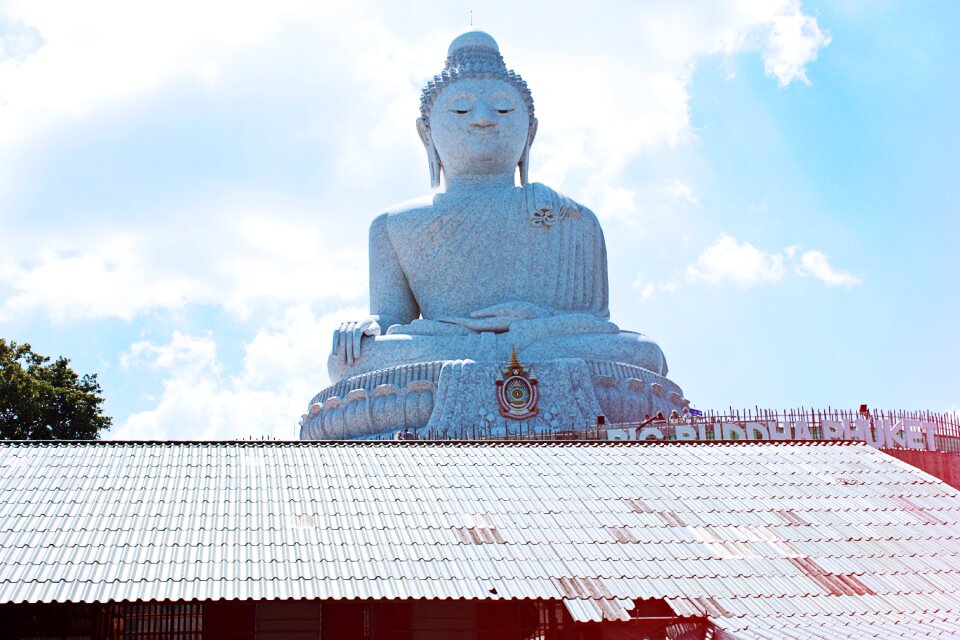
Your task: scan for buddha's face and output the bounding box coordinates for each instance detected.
[427,78,531,179]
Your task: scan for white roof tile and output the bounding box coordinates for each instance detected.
[2,440,960,638]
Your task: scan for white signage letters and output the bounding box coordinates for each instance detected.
[606,419,940,451]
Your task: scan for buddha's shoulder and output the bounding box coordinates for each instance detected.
[368,195,437,239]
[378,195,437,220]
[369,186,601,228]
[527,183,600,225]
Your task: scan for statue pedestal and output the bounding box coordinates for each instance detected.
[300,358,687,440]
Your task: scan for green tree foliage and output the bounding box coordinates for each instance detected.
[0,339,111,440]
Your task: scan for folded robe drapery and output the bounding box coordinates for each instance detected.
[383,182,610,325]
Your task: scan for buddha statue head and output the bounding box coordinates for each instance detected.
[417,31,538,188]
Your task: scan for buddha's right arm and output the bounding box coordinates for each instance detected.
[369,213,419,329]
[330,214,420,367]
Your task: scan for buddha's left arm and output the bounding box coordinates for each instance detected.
[565,204,611,322]
[590,210,612,322]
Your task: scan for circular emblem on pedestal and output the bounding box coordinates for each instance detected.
[496,348,538,420]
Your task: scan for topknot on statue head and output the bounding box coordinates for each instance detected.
[419,30,535,128]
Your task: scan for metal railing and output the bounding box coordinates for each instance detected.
[393,407,960,451]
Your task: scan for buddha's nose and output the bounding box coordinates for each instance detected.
[470,103,497,128]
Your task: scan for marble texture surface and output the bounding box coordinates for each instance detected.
[301,358,686,440]
[306,31,687,440]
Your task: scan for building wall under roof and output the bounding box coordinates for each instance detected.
[0,598,703,640]
[882,449,960,489]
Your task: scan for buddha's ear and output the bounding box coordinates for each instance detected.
[416,118,442,189]
[518,118,538,187]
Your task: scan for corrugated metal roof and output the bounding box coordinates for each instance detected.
[2,441,960,638]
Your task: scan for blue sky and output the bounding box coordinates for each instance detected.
[0,1,956,439]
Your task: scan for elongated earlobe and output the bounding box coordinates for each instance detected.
[518,118,538,186]
[417,118,442,188]
[429,148,442,189]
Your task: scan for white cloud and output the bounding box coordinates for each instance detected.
[113,305,359,440]
[211,208,367,317]
[762,1,831,86]
[0,2,429,201]
[0,1,308,148]
[0,2,832,177]
[121,331,219,376]
[710,0,830,87]
[632,275,658,300]
[794,249,861,287]
[518,2,829,211]
[632,274,681,300]
[670,180,699,205]
[0,2,833,325]
[684,234,860,290]
[687,233,785,287]
[0,14,45,63]
[660,282,680,294]
[0,4,428,322]
[0,234,203,322]
[0,201,367,322]
[581,184,638,223]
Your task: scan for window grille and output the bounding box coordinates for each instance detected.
[108,602,203,639]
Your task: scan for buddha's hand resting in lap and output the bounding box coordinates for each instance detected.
[447,301,551,333]
[332,317,382,366]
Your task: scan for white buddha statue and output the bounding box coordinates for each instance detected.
[328,31,668,384]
